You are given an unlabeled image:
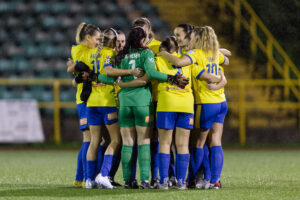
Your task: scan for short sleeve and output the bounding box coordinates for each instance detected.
[103,51,116,68]
[184,49,197,64]
[192,64,206,79]
[219,53,225,65]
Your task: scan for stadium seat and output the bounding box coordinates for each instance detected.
[50,2,69,14]
[60,90,75,102]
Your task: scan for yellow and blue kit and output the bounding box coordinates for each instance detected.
[71,44,96,130]
[155,52,198,130]
[85,47,118,126]
[185,49,228,129]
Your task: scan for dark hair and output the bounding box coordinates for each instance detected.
[115,27,148,66]
[116,30,125,35]
[75,22,100,44]
[176,24,195,36]
[160,36,178,53]
[132,17,153,38]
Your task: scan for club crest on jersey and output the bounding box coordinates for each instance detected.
[148,57,154,63]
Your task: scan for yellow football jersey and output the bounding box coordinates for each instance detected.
[185,49,226,104]
[146,38,161,102]
[86,47,117,107]
[156,52,194,113]
[71,44,96,104]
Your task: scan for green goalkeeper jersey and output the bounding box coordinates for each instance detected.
[116,48,168,106]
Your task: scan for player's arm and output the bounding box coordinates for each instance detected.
[207,70,227,90]
[219,48,231,57]
[117,74,150,88]
[72,78,77,87]
[97,74,116,84]
[67,58,76,73]
[157,51,192,67]
[104,66,144,77]
[196,68,222,83]
[219,53,230,66]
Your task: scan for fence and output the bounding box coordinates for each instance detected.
[1,78,299,145]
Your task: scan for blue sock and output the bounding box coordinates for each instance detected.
[150,141,159,179]
[175,154,190,184]
[203,145,211,180]
[82,142,90,181]
[210,146,224,183]
[100,155,114,177]
[109,148,121,178]
[87,160,96,180]
[168,149,176,178]
[96,145,104,174]
[75,144,84,181]
[131,144,138,179]
[187,147,195,182]
[193,148,204,176]
[158,153,170,184]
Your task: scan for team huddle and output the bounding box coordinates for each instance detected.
[67,17,230,190]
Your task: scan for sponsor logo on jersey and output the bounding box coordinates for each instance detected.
[188,50,195,54]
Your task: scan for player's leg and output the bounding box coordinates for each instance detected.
[158,128,173,189]
[96,107,121,189]
[156,112,176,189]
[74,103,90,187]
[119,106,136,188]
[209,101,227,189]
[175,127,190,189]
[135,106,152,189]
[150,102,159,186]
[174,112,193,189]
[85,107,104,188]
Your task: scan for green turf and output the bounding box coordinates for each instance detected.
[0,150,300,200]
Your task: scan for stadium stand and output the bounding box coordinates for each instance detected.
[0,0,170,116]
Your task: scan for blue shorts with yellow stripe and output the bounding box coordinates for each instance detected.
[194,101,227,129]
[87,107,118,126]
[156,112,194,130]
[77,103,88,131]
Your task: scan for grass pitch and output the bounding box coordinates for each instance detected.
[0,149,300,200]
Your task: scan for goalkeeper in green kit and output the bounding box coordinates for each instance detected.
[114,27,189,188]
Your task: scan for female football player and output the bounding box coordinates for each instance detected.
[132,17,161,187]
[84,28,121,189]
[158,26,229,189]
[68,22,101,188]
[115,27,188,189]
[156,36,223,190]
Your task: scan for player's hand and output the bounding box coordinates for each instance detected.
[156,50,167,56]
[206,83,219,91]
[67,58,75,73]
[75,72,84,83]
[81,71,99,82]
[167,74,189,89]
[131,68,144,78]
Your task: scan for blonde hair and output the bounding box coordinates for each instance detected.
[75,22,100,44]
[193,26,219,61]
[96,28,118,59]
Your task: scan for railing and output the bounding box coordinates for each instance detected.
[219,0,300,101]
[0,78,299,145]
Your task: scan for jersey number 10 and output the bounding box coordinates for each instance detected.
[206,63,218,75]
